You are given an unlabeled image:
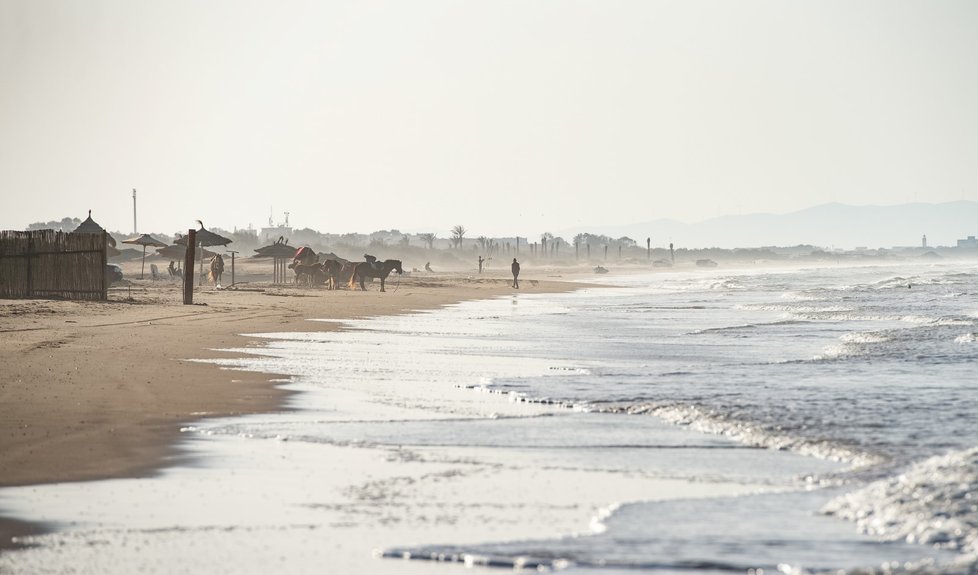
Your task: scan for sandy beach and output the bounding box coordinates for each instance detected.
[0,259,581,548]
[1,259,833,575]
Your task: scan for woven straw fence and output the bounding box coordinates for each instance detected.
[0,230,107,300]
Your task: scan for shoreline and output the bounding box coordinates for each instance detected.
[0,269,589,548]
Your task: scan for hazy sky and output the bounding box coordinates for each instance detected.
[2,0,976,239]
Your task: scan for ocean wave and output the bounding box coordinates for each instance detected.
[813,332,893,361]
[611,403,882,470]
[839,332,893,345]
[689,319,810,335]
[780,291,833,302]
[823,446,978,558]
[955,334,978,344]
[737,304,855,314]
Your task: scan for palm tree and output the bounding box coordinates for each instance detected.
[540,232,553,259]
[418,233,436,250]
[451,225,467,249]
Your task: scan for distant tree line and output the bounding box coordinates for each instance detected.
[27,217,82,232]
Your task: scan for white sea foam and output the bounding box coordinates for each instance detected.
[954,333,978,344]
[823,447,978,557]
[589,502,621,535]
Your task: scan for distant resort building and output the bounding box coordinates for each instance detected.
[260,211,292,243]
[957,236,978,248]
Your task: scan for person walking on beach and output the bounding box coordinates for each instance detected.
[478,256,484,273]
[511,258,520,288]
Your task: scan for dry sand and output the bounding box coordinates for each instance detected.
[0,259,584,548]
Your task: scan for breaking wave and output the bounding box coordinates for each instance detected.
[607,403,882,470]
[824,446,978,559]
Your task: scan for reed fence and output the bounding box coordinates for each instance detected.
[0,230,107,300]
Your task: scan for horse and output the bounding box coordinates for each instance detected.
[349,259,403,292]
[293,246,318,267]
[322,259,345,290]
[208,254,224,285]
[292,262,325,286]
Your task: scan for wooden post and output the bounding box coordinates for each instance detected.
[101,231,108,300]
[183,229,196,304]
[198,242,205,286]
[26,233,33,298]
[229,250,236,286]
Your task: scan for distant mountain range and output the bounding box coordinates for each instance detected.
[565,201,978,250]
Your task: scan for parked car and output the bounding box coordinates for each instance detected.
[105,263,124,285]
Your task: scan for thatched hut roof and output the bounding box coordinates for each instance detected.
[253,241,297,259]
[72,210,117,247]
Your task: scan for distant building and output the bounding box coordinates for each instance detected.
[261,211,292,243]
[957,236,978,248]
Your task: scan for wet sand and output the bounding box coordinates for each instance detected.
[0,261,583,547]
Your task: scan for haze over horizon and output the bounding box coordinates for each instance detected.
[2,1,976,240]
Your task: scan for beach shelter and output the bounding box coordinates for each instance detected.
[122,234,168,279]
[155,244,217,268]
[72,210,120,257]
[176,222,232,284]
[253,238,297,284]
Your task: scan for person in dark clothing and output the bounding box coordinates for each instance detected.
[511,258,520,288]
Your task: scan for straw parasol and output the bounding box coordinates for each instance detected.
[156,243,218,261]
[254,237,299,283]
[175,221,233,284]
[122,234,168,279]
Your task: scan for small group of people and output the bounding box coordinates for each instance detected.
[474,255,520,288]
[420,256,521,288]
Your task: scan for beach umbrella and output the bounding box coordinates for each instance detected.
[175,222,232,284]
[156,244,217,261]
[175,223,232,249]
[253,239,298,284]
[122,234,168,279]
[253,242,297,259]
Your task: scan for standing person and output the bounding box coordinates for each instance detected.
[511,258,520,288]
[478,256,484,273]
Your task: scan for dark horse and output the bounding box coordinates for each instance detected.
[349,259,403,292]
[322,259,345,290]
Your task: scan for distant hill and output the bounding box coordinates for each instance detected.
[565,201,978,250]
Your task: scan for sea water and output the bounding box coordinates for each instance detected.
[1,262,976,574]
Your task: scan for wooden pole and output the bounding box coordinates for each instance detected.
[228,250,237,286]
[100,231,107,301]
[183,229,196,304]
